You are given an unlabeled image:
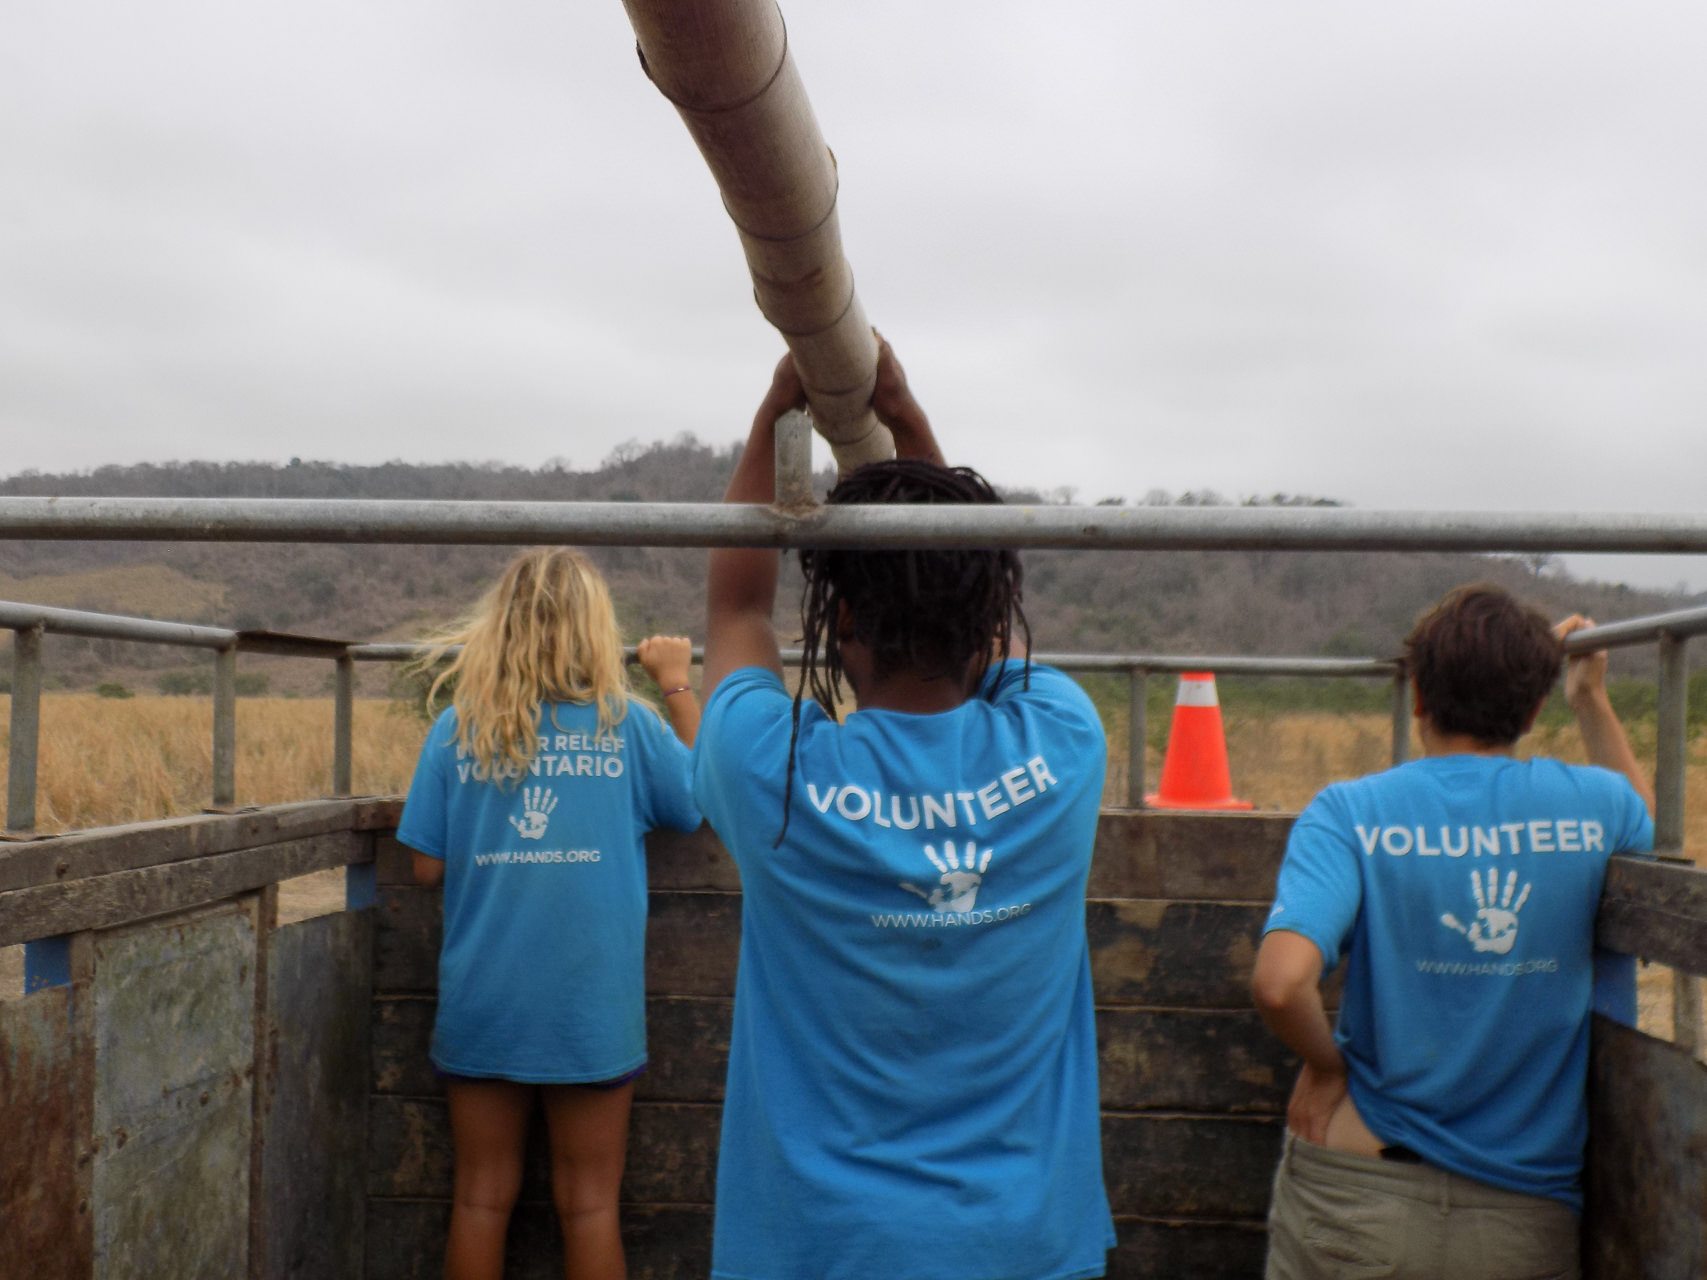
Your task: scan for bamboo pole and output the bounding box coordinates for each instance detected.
[621,0,894,473]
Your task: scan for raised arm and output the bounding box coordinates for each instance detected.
[704,337,944,704]
[703,355,800,702]
[1555,615,1655,816]
[870,332,945,465]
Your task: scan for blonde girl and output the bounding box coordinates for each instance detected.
[396,547,701,1280]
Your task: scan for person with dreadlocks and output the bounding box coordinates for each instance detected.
[693,338,1116,1280]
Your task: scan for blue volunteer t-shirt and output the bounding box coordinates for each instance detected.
[1266,755,1652,1209]
[694,661,1116,1280]
[397,699,700,1083]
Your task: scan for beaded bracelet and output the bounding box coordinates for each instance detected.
[660,685,693,698]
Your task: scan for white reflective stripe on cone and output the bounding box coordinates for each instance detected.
[1174,675,1220,707]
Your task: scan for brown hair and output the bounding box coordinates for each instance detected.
[1404,583,1562,746]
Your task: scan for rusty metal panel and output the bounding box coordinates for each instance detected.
[1102,1114,1282,1220]
[1109,1216,1267,1279]
[0,986,83,1280]
[257,909,373,1280]
[1583,1016,1707,1280]
[1088,901,1268,1008]
[90,902,256,1280]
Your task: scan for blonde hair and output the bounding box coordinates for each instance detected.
[416,548,644,779]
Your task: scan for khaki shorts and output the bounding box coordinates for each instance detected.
[1266,1132,1580,1280]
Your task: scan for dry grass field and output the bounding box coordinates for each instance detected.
[2,693,1701,1039]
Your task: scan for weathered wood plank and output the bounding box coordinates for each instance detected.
[364,1200,713,1280]
[258,910,373,1280]
[1103,1114,1283,1220]
[1583,1015,1707,1280]
[372,996,440,1096]
[1110,1216,1268,1280]
[369,993,735,1103]
[1090,811,1293,902]
[368,1096,720,1205]
[646,824,741,892]
[370,997,1298,1114]
[1597,855,1707,977]
[645,892,742,997]
[373,892,1277,1008]
[1088,901,1268,1008]
[0,831,368,947]
[374,885,441,994]
[1098,1008,1295,1114]
[0,798,396,893]
[372,888,746,999]
[0,986,83,1280]
[640,811,1300,902]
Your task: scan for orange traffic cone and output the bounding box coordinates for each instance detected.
[1145,673,1252,810]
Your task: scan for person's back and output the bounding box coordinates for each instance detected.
[697,661,1110,1278]
[695,341,1115,1280]
[1253,584,1655,1280]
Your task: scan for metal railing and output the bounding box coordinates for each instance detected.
[5,494,1707,552]
[3,597,1408,831]
[6,594,1703,835]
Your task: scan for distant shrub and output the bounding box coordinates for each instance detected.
[235,673,270,697]
[157,670,213,696]
[95,682,134,699]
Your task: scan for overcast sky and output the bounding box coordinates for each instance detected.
[4,1,1704,590]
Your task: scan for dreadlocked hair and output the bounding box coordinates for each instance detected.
[777,458,1030,845]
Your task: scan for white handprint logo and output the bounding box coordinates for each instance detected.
[1441,868,1532,955]
[508,786,557,840]
[900,841,993,913]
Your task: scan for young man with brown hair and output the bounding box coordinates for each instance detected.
[1253,583,1654,1279]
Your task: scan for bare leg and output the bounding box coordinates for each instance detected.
[542,1082,634,1280]
[444,1078,534,1280]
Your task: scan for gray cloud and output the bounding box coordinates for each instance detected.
[2,0,1703,589]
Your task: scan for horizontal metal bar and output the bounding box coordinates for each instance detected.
[1030,653,1398,678]
[352,641,1394,679]
[0,600,237,649]
[6,496,1707,552]
[1560,605,1707,651]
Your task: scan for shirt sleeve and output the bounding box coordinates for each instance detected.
[631,703,702,834]
[396,710,454,859]
[1612,777,1655,854]
[982,660,1103,734]
[692,667,794,854]
[1264,788,1363,974]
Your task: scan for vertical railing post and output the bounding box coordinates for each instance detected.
[773,409,816,508]
[6,624,44,835]
[1390,666,1412,768]
[212,644,237,810]
[333,651,354,797]
[1127,667,1148,808]
[1654,632,1699,1054]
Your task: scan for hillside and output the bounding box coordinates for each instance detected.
[1,443,1695,696]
